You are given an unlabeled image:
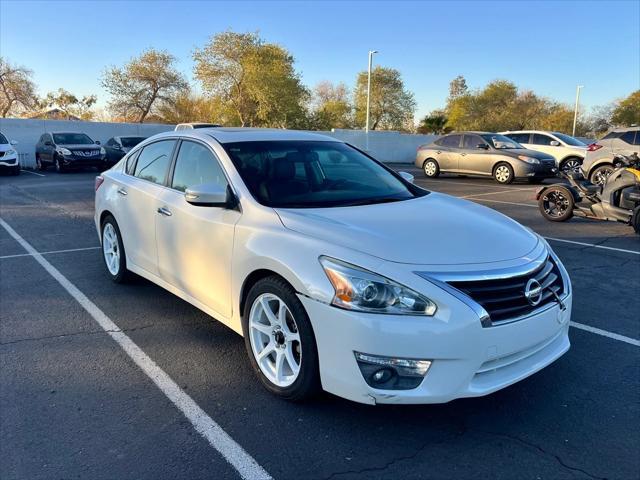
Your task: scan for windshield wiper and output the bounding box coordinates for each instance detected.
[342,197,405,207]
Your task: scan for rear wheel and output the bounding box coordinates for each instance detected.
[242,276,320,401]
[539,186,574,222]
[493,163,514,184]
[422,159,440,178]
[101,215,130,283]
[590,165,614,186]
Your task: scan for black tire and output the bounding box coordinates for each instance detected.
[242,276,321,401]
[560,157,582,174]
[35,155,45,171]
[590,164,614,186]
[632,206,640,235]
[493,162,514,184]
[11,165,20,176]
[100,215,130,283]
[54,155,66,173]
[538,186,575,222]
[422,158,440,178]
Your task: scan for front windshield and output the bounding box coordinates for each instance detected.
[53,133,94,145]
[0,133,8,144]
[481,134,523,149]
[121,137,146,148]
[223,140,422,208]
[552,132,586,146]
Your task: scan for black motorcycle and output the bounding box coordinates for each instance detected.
[536,152,640,234]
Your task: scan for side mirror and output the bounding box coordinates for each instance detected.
[477,143,489,150]
[185,183,232,207]
[550,140,560,146]
[95,140,101,145]
[44,141,53,146]
[10,140,18,146]
[398,171,415,184]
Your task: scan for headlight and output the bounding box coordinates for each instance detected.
[518,155,540,164]
[57,148,72,156]
[319,257,437,316]
[100,147,106,155]
[5,149,16,156]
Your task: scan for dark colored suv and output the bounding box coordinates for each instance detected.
[35,132,106,172]
[103,136,147,165]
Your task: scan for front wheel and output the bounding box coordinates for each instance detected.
[561,158,582,174]
[55,156,65,173]
[243,276,320,401]
[539,186,575,222]
[35,155,45,171]
[494,163,514,184]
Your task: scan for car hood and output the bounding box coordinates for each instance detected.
[59,144,100,150]
[274,193,539,265]
[503,148,555,160]
[0,144,13,152]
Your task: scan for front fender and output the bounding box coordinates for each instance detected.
[535,183,581,203]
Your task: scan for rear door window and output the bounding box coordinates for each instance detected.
[442,135,462,148]
[506,133,531,144]
[133,140,176,185]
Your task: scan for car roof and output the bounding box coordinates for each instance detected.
[168,127,339,144]
[48,131,89,135]
[609,126,639,132]
[444,131,494,135]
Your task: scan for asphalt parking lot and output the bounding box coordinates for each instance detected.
[1,167,638,480]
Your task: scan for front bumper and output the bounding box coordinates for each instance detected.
[0,156,19,169]
[301,289,571,405]
[60,154,105,168]
[514,161,557,179]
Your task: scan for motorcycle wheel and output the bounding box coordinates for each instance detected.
[539,186,574,222]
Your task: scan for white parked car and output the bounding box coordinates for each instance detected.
[501,130,587,173]
[0,132,20,175]
[94,128,572,405]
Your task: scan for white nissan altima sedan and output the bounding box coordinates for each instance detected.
[94,128,572,405]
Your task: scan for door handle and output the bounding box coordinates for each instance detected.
[157,207,172,217]
[461,153,467,156]
[436,150,442,154]
[117,188,128,196]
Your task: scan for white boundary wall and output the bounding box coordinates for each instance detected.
[0,119,438,167]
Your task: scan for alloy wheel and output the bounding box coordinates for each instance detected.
[495,165,511,183]
[249,293,302,388]
[593,167,613,186]
[102,223,120,275]
[542,190,570,218]
[423,161,437,177]
[562,159,581,174]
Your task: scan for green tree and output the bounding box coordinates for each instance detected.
[309,81,353,130]
[417,111,449,134]
[42,88,97,120]
[157,91,237,125]
[102,49,188,123]
[611,90,640,126]
[193,31,309,128]
[0,57,39,117]
[354,66,416,130]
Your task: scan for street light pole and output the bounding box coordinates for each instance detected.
[365,50,378,133]
[572,85,584,137]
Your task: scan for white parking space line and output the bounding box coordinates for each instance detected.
[0,246,101,260]
[19,169,46,177]
[545,237,640,255]
[461,187,533,199]
[570,322,640,347]
[466,197,537,208]
[0,217,272,480]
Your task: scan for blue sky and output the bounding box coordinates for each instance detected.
[1,0,639,119]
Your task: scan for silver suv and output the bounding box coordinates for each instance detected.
[582,127,640,185]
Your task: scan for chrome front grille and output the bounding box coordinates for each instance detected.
[447,256,564,324]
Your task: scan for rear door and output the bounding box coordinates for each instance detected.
[438,134,463,171]
[155,139,240,318]
[113,139,177,276]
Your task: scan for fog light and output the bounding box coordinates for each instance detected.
[355,352,431,390]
